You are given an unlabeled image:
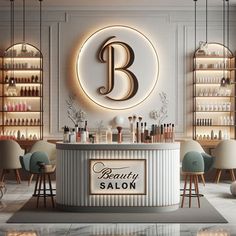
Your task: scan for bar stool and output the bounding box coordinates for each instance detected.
[28,152,55,208]
[35,162,56,208]
[181,151,204,208]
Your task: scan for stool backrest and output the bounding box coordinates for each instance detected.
[30,140,56,164]
[30,151,50,174]
[182,151,204,173]
[19,153,32,172]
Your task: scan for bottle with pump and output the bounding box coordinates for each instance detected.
[81,128,87,143]
[63,126,70,143]
[69,128,76,143]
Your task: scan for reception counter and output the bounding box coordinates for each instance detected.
[56,142,180,212]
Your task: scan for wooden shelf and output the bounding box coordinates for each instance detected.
[196,139,221,148]
[194,96,235,98]
[0,96,42,98]
[195,111,235,113]
[4,57,41,59]
[1,125,42,127]
[2,82,42,85]
[195,55,234,59]
[194,68,236,71]
[195,125,235,127]
[1,111,41,113]
[3,69,42,71]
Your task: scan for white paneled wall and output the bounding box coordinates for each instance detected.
[0,8,236,139]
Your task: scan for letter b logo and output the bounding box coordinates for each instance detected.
[98,36,139,101]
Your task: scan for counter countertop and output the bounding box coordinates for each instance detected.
[56,142,180,150]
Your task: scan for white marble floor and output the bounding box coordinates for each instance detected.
[0,181,236,235]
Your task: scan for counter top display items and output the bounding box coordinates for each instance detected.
[62,118,176,145]
[0,43,43,140]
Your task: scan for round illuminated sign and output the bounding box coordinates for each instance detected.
[77,25,159,110]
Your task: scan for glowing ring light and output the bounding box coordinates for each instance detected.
[77,25,159,110]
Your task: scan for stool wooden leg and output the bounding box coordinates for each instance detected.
[43,174,46,207]
[189,175,192,208]
[37,174,43,208]
[14,169,21,184]
[48,174,55,208]
[200,174,205,186]
[181,174,188,208]
[194,175,200,208]
[33,175,39,196]
[229,169,235,182]
[1,169,6,183]
[215,169,222,183]
[28,174,34,186]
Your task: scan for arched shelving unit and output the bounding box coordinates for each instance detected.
[193,42,236,144]
[0,42,43,140]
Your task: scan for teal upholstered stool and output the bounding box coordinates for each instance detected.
[19,152,34,186]
[181,151,204,208]
[20,151,55,208]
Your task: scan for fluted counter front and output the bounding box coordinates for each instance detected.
[56,142,180,212]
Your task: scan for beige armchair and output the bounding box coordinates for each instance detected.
[27,140,56,185]
[213,140,236,183]
[0,140,24,183]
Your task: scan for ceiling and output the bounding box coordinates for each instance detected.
[0,0,236,10]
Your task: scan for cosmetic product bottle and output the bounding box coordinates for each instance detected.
[151,124,154,142]
[219,130,222,140]
[171,124,175,142]
[106,126,112,143]
[211,130,214,140]
[136,122,139,143]
[76,127,81,143]
[70,128,76,143]
[141,122,144,143]
[3,103,7,112]
[17,130,21,140]
[7,101,12,112]
[80,128,87,143]
[164,124,168,142]
[25,128,28,140]
[63,126,70,143]
[166,124,170,142]
[20,87,24,96]
[32,86,35,96]
[24,86,27,96]
[160,125,164,142]
[36,87,39,96]
[150,131,154,143]
[154,125,158,143]
[84,120,89,141]
[117,126,122,143]
[144,122,148,142]
[169,124,173,142]
[157,126,161,143]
